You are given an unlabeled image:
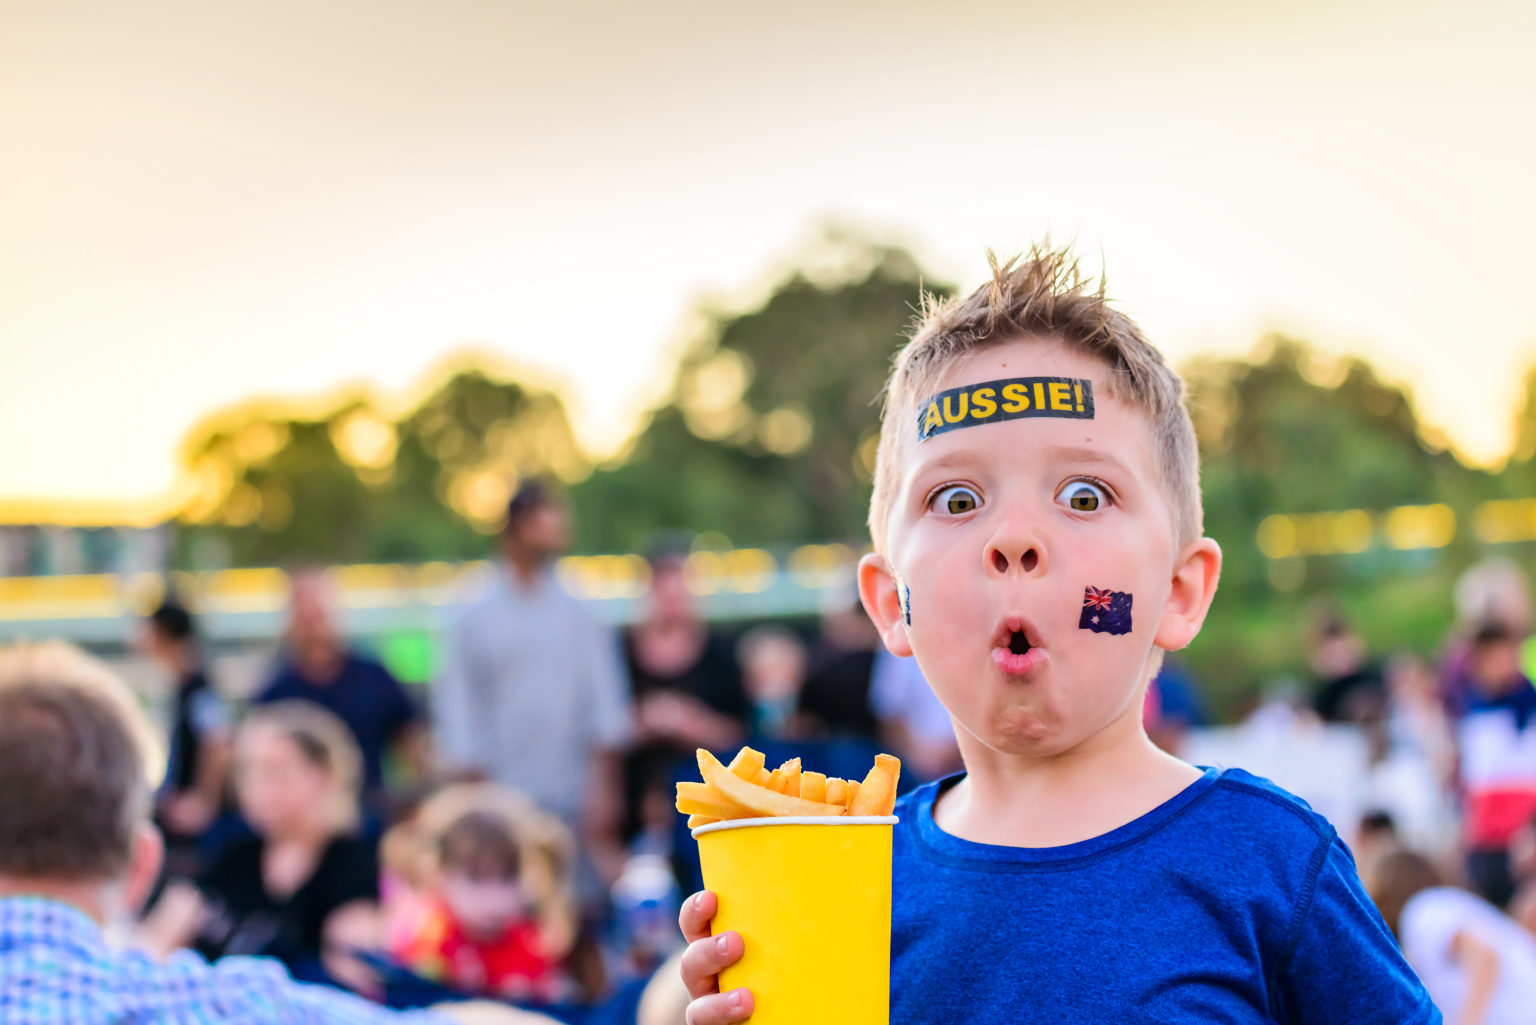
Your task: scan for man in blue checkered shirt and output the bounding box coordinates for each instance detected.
[0,642,554,1025]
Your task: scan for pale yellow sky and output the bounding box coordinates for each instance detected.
[3,0,1534,509]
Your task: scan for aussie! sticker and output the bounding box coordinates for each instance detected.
[917,377,1094,442]
[1079,586,1132,635]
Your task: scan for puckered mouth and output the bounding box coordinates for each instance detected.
[991,616,1041,657]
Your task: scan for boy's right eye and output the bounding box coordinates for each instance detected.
[932,484,982,515]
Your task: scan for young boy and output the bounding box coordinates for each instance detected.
[678,248,1439,1022]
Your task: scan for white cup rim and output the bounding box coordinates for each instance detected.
[691,814,898,837]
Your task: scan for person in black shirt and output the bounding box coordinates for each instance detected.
[1306,608,1386,724]
[140,599,232,879]
[622,545,746,844]
[142,702,381,991]
[799,599,884,740]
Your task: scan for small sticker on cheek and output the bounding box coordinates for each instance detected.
[897,580,912,625]
[1079,586,1132,635]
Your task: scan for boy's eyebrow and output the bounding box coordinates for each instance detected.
[1049,446,1138,478]
[907,449,982,479]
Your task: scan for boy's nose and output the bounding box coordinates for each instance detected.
[986,542,1043,576]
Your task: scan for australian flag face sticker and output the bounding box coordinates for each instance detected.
[1080,586,1132,635]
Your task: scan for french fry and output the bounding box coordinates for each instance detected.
[799,771,827,803]
[697,749,845,818]
[766,768,785,792]
[687,814,720,829]
[779,758,802,796]
[675,781,752,819]
[729,746,767,780]
[843,779,861,810]
[850,754,901,816]
[825,778,849,807]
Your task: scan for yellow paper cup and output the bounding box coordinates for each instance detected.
[694,815,897,1024]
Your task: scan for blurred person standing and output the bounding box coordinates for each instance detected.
[0,641,553,1025]
[433,481,632,883]
[141,597,234,879]
[622,543,746,844]
[255,568,427,818]
[1456,621,1536,908]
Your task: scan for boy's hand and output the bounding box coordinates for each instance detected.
[679,890,753,1024]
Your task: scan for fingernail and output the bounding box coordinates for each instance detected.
[716,935,730,955]
[694,893,705,911]
[727,989,743,1011]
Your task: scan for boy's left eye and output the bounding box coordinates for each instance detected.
[1056,480,1108,513]
[933,484,982,515]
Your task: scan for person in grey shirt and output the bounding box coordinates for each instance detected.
[432,480,633,885]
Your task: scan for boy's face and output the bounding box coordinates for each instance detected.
[861,337,1220,762]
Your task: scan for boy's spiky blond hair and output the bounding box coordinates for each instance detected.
[869,244,1201,554]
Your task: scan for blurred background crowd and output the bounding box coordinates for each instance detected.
[12,463,1536,1019]
[8,228,1536,1016]
[9,0,1536,1018]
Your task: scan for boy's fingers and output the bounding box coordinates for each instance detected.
[685,988,755,1025]
[679,890,718,943]
[679,931,745,998]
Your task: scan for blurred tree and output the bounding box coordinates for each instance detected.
[571,229,950,552]
[1182,338,1501,712]
[175,370,585,566]
[1503,365,1536,495]
[1188,337,1489,595]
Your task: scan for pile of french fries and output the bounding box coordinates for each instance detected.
[676,746,901,828]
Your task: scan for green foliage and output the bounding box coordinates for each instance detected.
[1188,338,1495,597]
[571,232,950,551]
[176,369,584,565]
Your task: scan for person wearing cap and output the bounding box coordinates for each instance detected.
[432,480,633,886]
[140,598,233,879]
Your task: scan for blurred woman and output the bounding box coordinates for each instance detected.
[142,701,380,990]
[1368,847,1536,1025]
[622,545,745,845]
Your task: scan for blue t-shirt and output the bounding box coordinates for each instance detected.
[891,768,1439,1023]
[255,653,418,791]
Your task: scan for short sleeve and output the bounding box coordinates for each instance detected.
[375,663,422,741]
[1272,837,1440,1024]
[586,620,634,750]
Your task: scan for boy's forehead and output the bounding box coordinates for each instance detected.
[900,342,1151,474]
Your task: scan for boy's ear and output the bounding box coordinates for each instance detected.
[1154,537,1222,652]
[858,552,913,658]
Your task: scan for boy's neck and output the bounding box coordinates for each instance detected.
[933,714,1202,849]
